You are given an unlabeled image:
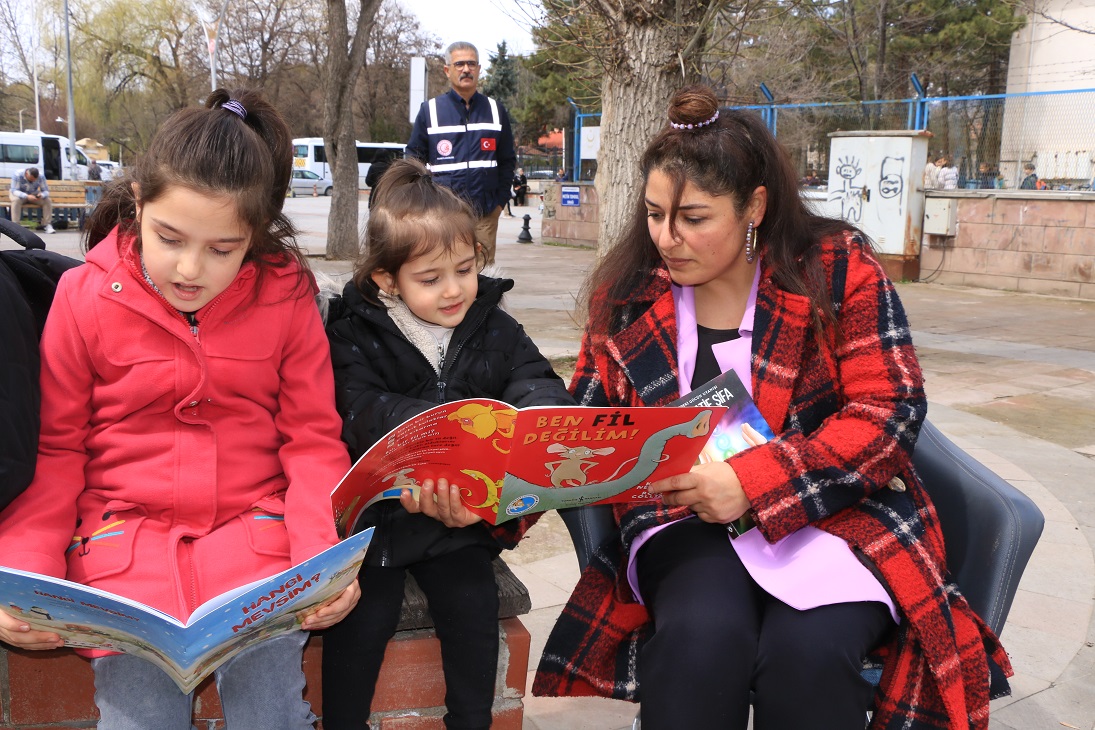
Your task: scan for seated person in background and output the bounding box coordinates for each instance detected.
[8,168,54,234]
[532,84,1012,730]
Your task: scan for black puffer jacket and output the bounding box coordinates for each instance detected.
[0,247,82,512]
[326,274,575,566]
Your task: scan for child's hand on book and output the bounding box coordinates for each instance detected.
[0,608,65,650]
[298,582,361,631]
[400,478,484,528]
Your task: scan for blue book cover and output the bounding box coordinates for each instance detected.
[0,528,372,692]
[670,369,775,537]
[671,369,775,461]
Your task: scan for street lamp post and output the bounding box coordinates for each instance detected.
[199,0,233,91]
[62,0,77,178]
[18,109,26,133]
[33,48,41,131]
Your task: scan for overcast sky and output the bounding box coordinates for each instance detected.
[404,0,539,59]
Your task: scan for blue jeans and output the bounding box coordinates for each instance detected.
[92,631,314,730]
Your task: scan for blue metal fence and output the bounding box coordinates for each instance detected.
[563,87,1095,191]
[736,88,1095,191]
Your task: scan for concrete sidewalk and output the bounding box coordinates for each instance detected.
[9,197,1093,729]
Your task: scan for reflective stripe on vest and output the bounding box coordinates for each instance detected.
[425,96,502,135]
[428,160,499,172]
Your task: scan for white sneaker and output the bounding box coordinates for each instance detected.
[43,224,56,234]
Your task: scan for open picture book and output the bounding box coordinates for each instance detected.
[331,403,728,531]
[0,528,372,693]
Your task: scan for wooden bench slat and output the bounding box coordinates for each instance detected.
[2,180,91,211]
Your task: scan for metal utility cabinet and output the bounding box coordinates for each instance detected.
[826,131,932,281]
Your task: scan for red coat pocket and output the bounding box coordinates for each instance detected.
[65,501,147,584]
[240,496,291,558]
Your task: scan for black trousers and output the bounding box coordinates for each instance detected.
[321,545,500,730]
[635,519,893,730]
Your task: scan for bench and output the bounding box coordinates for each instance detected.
[1,181,94,229]
[0,558,532,729]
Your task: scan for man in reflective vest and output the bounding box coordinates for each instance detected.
[406,41,517,266]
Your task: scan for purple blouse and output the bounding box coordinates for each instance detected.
[625,267,898,622]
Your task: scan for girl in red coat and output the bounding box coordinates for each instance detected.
[0,89,359,728]
[532,86,1011,729]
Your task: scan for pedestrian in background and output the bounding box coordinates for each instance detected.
[406,41,516,266]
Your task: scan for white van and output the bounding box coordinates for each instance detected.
[0,131,89,181]
[292,138,405,189]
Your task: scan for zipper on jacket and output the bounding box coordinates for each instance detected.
[436,343,447,402]
[182,311,199,338]
[183,538,200,614]
[135,271,230,344]
[434,305,489,403]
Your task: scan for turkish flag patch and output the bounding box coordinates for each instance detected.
[481,137,496,151]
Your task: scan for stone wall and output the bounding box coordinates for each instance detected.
[534,183,1095,300]
[920,191,1095,300]
[540,182,599,249]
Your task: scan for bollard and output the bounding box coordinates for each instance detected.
[517,214,533,243]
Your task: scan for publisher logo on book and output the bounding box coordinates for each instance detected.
[506,494,539,516]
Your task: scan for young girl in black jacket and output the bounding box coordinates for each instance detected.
[323,158,575,730]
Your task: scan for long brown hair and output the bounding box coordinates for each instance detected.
[352,158,478,305]
[84,88,307,282]
[582,85,859,338]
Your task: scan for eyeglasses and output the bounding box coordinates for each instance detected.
[450,60,479,69]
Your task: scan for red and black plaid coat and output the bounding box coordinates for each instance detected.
[532,232,1011,729]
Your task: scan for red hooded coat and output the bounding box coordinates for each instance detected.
[0,228,348,627]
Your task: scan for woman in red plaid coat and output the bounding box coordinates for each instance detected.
[532,86,1011,729]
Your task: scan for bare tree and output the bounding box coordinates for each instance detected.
[216,0,314,95]
[0,0,38,84]
[537,0,753,251]
[77,0,206,112]
[323,0,382,259]
[353,0,439,142]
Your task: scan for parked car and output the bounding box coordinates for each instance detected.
[97,161,120,182]
[526,170,555,180]
[288,169,333,197]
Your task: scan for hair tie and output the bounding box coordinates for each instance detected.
[221,99,247,120]
[669,109,719,130]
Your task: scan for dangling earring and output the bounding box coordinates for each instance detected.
[745,221,757,264]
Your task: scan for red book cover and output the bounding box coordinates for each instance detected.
[331,400,726,531]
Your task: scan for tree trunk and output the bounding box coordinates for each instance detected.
[323,0,381,260]
[595,25,690,254]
